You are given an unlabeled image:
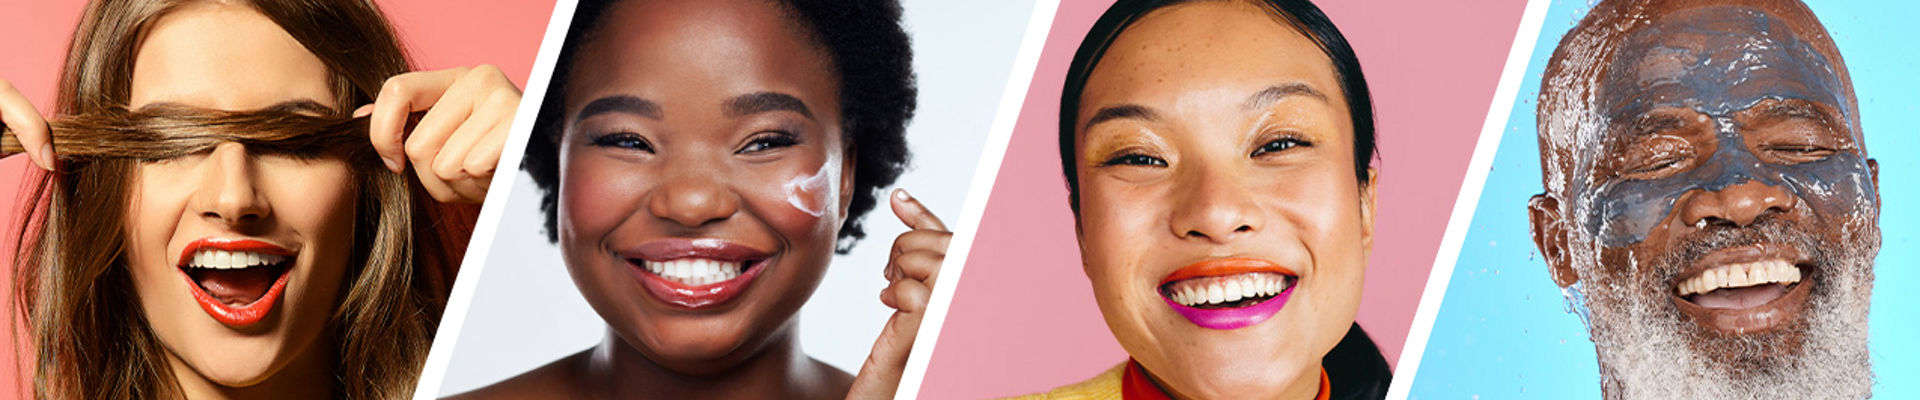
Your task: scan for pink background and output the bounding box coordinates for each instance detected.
[0,0,554,396]
[918,0,1526,397]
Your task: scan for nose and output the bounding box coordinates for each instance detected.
[647,166,740,228]
[194,143,272,225]
[1675,178,1797,228]
[1167,163,1263,243]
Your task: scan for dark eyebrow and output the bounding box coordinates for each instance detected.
[574,95,663,124]
[1243,83,1329,111]
[724,92,814,120]
[1083,104,1158,131]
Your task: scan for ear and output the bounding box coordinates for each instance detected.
[838,143,858,219]
[1869,158,1881,205]
[1359,167,1378,253]
[1529,193,1578,288]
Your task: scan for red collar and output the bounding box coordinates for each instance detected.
[1121,359,1330,400]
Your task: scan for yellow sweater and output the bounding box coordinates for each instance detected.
[998,364,1125,400]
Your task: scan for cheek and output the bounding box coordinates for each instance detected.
[559,155,645,246]
[1264,166,1368,314]
[1074,182,1160,307]
[781,159,834,218]
[750,159,842,248]
[126,164,196,299]
[257,159,359,255]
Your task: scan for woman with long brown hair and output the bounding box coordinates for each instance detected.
[0,0,519,398]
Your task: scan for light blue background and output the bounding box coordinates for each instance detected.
[1409,0,1918,398]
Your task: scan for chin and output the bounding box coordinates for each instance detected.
[169,332,296,387]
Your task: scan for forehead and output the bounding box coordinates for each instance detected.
[566,0,834,112]
[1597,5,1847,121]
[130,2,334,110]
[1080,1,1343,116]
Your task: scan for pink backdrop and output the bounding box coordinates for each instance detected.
[918,0,1526,397]
[0,0,554,396]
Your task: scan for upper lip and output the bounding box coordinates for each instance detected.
[1670,243,1811,288]
[619,238,772,263]
[176,238,296,267]
[1159,257,1299,285]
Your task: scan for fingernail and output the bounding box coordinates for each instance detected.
[382,157,402,173]
[37,144,54,170]
[894,189,912,201]
[352,105,373,118]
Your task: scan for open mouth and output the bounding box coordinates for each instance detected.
[1158,257,1298,330]
[1161,272,1296,309]
[176,239,295,328]
[1676,259,1803,308]
[638,258,754,286]
[623,238,773,310]
[1669,245,1814,334]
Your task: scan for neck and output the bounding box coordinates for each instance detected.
[167,336,335,400]
[580,320,850,399]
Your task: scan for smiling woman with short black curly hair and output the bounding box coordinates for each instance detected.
[450,0,949,399]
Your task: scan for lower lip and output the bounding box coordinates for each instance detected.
[629,260,768,309]
[1163,284,1295,330]
[178,267,291,328]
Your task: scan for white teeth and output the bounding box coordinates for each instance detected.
[186,249,288,270]
[1168,273,1293,307]
[643,258,744,286]
[1676,259,1802,296]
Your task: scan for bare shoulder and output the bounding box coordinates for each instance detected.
[441,350,592,400]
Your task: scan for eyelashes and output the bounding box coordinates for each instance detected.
[1250,136,1312,157]
[585,130,803,154]
[1096,135,1315,168]
[1101,153,1166,167]
[589,131,654,152]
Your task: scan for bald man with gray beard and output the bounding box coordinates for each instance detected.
[1527,0,1881,398]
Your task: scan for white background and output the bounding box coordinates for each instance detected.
[435,0,1036,395]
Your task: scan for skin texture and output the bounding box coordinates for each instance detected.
[1072,2,1375,399]
[1530,0,1880,398]
[122,4,354,399]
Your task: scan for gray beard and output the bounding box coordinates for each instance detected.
[1571,220,1877,399]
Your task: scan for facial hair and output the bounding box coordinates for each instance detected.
[1572,216,1876,399]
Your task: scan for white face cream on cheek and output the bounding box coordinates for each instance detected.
[783,156,838,218]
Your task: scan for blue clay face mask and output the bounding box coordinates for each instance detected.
[1573,6,1875,246]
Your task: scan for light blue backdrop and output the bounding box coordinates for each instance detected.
[1408,0,1919,398]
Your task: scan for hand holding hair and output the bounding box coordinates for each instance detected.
[0,78,53,170]
[356,65,522,204]
[849,188,951,399]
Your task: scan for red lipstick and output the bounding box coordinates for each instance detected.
[622,238,773,310]
[176,238,295,328]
